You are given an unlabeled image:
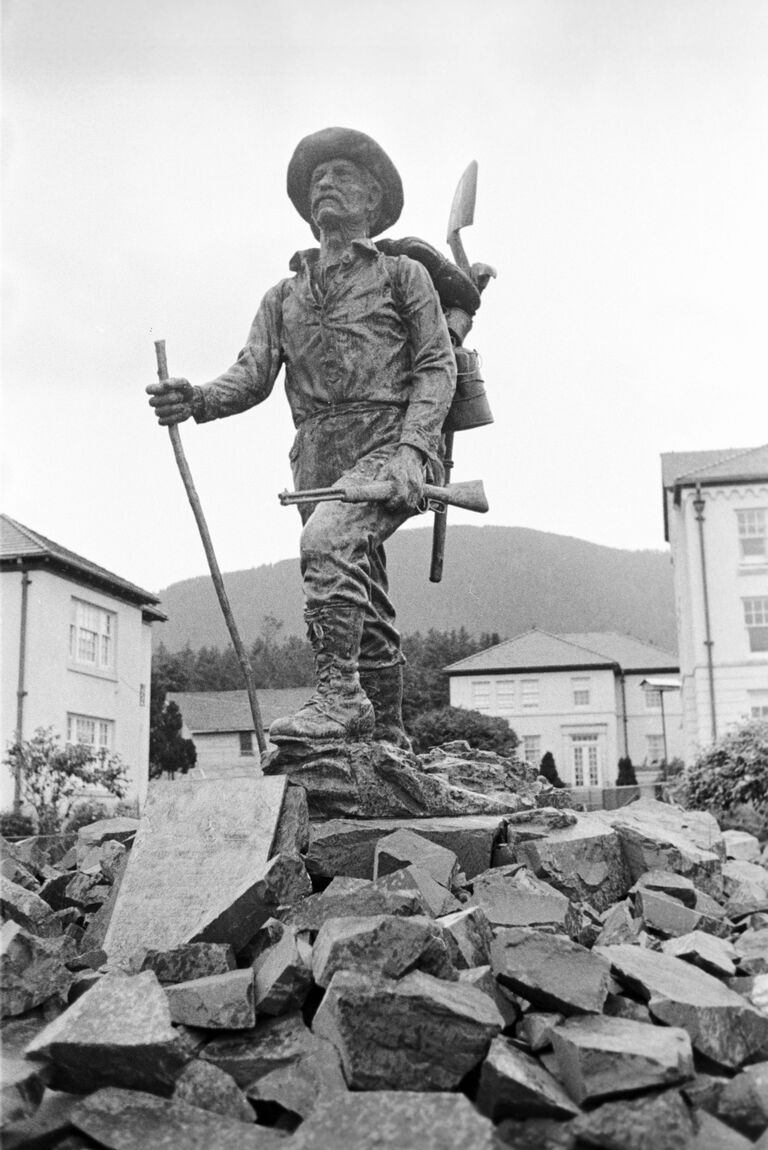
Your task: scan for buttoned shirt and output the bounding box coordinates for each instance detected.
[195,239,456,461]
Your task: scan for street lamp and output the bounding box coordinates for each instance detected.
[640,677,681,782]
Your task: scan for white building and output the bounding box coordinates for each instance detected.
[1,514,166,810]
[446,629,682,787]
[661,445,768,762]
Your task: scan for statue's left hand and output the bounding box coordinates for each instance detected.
[378,446,425,512]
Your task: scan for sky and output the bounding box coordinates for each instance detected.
[3,0,767,593]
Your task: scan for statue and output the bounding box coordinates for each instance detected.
[147,127,460,751]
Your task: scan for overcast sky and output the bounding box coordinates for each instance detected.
[3,0,767,593]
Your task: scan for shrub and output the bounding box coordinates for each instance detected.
[3,727,128,835]
[0,811,36,839]
[63,800,111,833]
[682,719,768,816]
[539,751,566,788]
[616,756,638,787]
[409,706,518,757]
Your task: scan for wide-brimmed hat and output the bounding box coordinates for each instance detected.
[287,127,403,238]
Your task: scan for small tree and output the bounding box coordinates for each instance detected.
[616,756,638,787]
[4,727,128,834]
[539,750,566,788]
[149,701,197,781]
[409,706,518,757]
[682,719,768,816]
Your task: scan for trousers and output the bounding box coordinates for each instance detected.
[290,403,415,670]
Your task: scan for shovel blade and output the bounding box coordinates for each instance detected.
[446,159,478,243]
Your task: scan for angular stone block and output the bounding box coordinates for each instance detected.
[723,830,761,863]
[635,887,712,937]
[164,969,256,1029]
[172,1060,255,1123]
[103,776,291,964]
[631,868,698,908]
[312,914,455,987]
[491,928,612,1015]
[596,800,724,894]
[723,860,768,908]
[515,812,630,912]
[292,1090,497,1150]
[1,876,62,937]
[374,828,460,889]
[24,970,189,1094]
[375,863,461,916]
[252,920,313,1015]
[470,865,574,931]
[662,930,738,977]
[550,1014,693,1103]
[438,906,494,969]
[734,928,768,974]
[476,1035,580,1120]
[313,968,503,1090]
[596,943,768,1068]
[305,815,507,880]
[714,1061,768,1138]
[458,966,519,1028]
[70,1086,285,1149]
[138,941,236,983]
[594,900,641,947]
[245,1035,347,1119]
[282,874,429,932]
[518,1011,565,1052]
[573,1088,695,1150]
[271,783,310,857]
[1,921,72,1017]
[200,1011,316,1087]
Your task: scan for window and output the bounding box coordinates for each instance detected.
[748,691,768,719]
[571,734,599,787]
[67,713,114,750]
[69,599,116,672]
[496,680,515,712]
[239,731,254,756]
[644,688,662,710]
[647,734,665,764]
[471,681,491,711]
[572,677,591,706]
[743,597,768,652]
[522,735,541,764]
[737,508,767,562]
[521,679,539,709]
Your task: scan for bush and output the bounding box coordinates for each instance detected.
[63,800,111,833]
[0,811,36,839]
[3,727,129,835]
[409,706,518,757]
[616,756,638,787]
[539,751,566,788]
[682,719,768,816]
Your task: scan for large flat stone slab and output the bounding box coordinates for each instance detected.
[103,776,287,965]
[596,943,768,1068]
[491,928,612,1015]
[305,816,507,880]
[595,800,724,894]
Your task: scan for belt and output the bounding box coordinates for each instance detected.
[298,400,406,427]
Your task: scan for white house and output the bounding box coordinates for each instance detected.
[446,629,683,788]
[167,687,311,774]
[661,445,768,762]
[1,514,166,810]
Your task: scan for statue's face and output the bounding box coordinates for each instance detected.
[310,159,381,232]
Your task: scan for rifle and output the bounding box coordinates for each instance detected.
[279,479,489,514]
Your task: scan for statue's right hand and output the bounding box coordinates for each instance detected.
[146,378,196,426]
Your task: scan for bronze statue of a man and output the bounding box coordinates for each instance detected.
[148,127,456,748]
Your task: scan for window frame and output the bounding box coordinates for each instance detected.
[66,712,114,751]
[69,598,117,676]
[743,596,768,653]
[736,507,767,563]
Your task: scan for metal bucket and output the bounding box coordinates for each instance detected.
[445,347,494,432]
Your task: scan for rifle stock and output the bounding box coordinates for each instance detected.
[279,479,488,514]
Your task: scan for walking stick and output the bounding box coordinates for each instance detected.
[154,339,267,757]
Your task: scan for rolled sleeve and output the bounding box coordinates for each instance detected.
[194,283,285,422]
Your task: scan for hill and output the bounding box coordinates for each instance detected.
[155,524,676,653]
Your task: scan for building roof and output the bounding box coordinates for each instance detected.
[167,689,312,733]
[0,514,166,620]
[660,446,768,540]
[445,628,678,676]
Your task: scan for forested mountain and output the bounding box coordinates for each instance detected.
[155,525,677,653]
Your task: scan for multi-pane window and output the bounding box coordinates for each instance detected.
[496,680,515,712]
[521,679,539,709]
[470,681,491,711]
[522,735,541,764]
[644,688,662,709]
[743,597,768,652]
[572,677,591,706]
[69,599,116,672]
[749,691,768,719]
[67,713,114,750]
[646,734,665,763]
[239,731,254,756]
[737,508,767,561]
[571,734,599,786]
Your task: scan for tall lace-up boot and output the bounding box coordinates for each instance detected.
[359,664,413,751]
[269,606,374,743]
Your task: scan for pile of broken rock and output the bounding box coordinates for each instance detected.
[2,748,768,1149]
